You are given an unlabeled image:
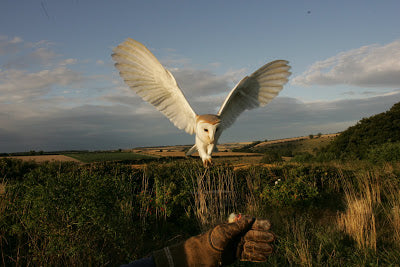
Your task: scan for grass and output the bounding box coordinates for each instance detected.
[63,151,156,163]
[253,135,337,156]
[1,158,400,266]
[188,167,238,231]
[294,136,337,154]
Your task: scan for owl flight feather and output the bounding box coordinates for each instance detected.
[112,38,291,167]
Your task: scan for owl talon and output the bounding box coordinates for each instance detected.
[203,158,213,168]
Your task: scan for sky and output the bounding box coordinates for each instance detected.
[1,0,400,152]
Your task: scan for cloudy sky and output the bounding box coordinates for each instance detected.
[1,1,400,152]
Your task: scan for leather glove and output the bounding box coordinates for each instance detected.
[152,215,275,266]
[238,219,275,262]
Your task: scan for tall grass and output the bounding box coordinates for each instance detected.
[337,171,381,252]
[384,181,400,249]
[338,194,377,251]
[284,219,313,267]
[1,158,400,266]
[188,166,238,231]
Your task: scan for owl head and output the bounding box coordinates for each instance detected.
[196,114,221,145]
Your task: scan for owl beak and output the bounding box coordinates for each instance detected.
[209,137,215,144]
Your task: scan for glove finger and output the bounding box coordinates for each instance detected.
[242,241,274,255]
[240,251,268,262]
[251,219,271,231]
[244,230,275,243]
[218,215,255,238]
[211,216,255,250]
[240,241,274,263]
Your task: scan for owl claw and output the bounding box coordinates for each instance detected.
[203,158,213,168]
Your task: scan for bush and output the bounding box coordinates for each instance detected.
[315,151,338,162]
[0,158,39,182]
[0,160,199,266]
[367,142,400,163]
[261,151,283,163]
[292,152,314,163]
[258,165,340,207]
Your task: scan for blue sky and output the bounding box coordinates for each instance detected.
[1,0,400,152]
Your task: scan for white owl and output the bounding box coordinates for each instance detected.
[112,38,291,167]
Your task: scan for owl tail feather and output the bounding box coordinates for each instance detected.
[186,145,197,156]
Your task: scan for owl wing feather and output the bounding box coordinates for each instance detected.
[112,38,197,134]
[217,60,291,130]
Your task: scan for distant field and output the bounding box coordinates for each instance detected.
[63,152,156,163]
[3,134,339,164]
[253,133,338,155]
[5,155,82,163]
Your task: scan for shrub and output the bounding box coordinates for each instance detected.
[367,142,400,163]
[259,168,320,207]
[261,151,283,164]
[292,152,314,163]
[0,160,200,266]
[315,151,337,162]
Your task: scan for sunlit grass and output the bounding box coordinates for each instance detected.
[64,151,156,163]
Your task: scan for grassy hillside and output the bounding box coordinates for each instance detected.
[255,136,336,155]
[232,134,338,164]
[321,102,400,160]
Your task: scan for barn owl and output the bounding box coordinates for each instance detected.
[112,38,291,167]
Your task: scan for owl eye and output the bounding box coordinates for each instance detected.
[204,129,208,132]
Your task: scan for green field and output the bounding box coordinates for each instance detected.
[64,151,157,163]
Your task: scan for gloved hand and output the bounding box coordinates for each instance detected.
[238,219,275,262]
[152,215,275,266]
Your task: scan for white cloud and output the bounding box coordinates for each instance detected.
[292,40,400,88]
[5,47,59,69]
[0,35,24,55]
[0,67,84,102]
[9,36,23,44]
[59,58,78,66]
[0,36,87,105]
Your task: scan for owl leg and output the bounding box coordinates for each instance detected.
[207,144,215,155]
[203,157,213,167]
[196,143,212,167]
[199,150,212,167]
[202,144,215,167]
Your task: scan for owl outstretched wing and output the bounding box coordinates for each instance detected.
[112,38,197,134]
[217,60,291,131]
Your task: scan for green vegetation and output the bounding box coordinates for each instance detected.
[232,141,261,152]
[232,135,330,157]
[2,102,400,266]
[320,102,400,160]
[64,151,157,163]
[367,141,400,163]
[244,136,334,164]
[1,158,400,266]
